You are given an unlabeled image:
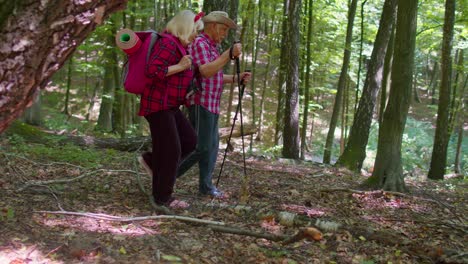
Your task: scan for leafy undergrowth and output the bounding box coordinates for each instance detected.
[0,139,466,264]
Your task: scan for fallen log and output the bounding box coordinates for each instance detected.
[4,121,257,151]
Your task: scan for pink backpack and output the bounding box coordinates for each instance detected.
[116,29,186,95]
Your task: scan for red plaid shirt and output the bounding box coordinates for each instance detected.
[138,33,193,116]
[187,33,224,114]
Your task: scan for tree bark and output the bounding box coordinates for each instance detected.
[336,0,398,172]
[323,0,358,164]
[0,0,128,134]
[378,23,395,126]
[282,0,301,159]
[275,0,289,145]
[428,0,455,180]
[300,0,314,160]
[366,0,418,192]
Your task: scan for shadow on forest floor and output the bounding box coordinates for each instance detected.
[0,140,467,263]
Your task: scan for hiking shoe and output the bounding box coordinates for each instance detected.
[138,155,152,177]
[154,197,190,209]
[199,188,224,198]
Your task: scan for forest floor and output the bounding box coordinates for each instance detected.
[0,138,467,264]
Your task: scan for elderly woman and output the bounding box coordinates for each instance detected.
[138,10,204,208]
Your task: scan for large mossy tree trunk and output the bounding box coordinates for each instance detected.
[0,0,128,134]
[366,0,418,192]
[282,0,301,159]
[336,0,397,172]
[323,0,358,164]
[428,0,455,180]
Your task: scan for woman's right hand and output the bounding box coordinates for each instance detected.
[178,55,192,70]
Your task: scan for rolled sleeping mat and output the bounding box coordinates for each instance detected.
[115,28,142,54]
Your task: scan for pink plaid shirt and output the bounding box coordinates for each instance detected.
[187,33,224,114]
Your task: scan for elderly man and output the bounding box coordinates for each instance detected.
[178,11,251,197]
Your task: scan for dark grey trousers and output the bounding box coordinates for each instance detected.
[177,105,219,194]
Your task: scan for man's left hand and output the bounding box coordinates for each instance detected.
[240,72,252,84]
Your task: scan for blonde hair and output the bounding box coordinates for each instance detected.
[166,10,204,45]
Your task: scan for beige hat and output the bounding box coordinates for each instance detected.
[202,11,237,29]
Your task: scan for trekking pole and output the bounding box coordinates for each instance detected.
[216,43,248,187]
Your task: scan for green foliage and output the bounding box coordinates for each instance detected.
[0,208,15,222]
[365,117,468,176]
[6,129,121,168]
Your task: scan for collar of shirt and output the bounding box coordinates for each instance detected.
[200,32,218,48]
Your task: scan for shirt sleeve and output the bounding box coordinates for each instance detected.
[191,39,211,68]
[146,38,178,81]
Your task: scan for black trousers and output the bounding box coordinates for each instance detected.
[145,108,197,204]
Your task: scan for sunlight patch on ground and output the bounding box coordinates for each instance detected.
[0,240,63,264]
[281,204,328,218]
[34,214,160,236]
[352,191,429,213]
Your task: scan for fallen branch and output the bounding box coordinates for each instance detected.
[34,210,225,226]
[218,124,257,140]
[209,225,323,245]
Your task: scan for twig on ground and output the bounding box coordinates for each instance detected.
[34,210,225,226]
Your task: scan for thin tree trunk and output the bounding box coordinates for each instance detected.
[275,0,289,145]
[64,56,73,116]
[428,0,455,180]
[249,0,262,152]
[413,72,421,103]
[430,61,439,105]
[257,3,277,142]
[95,30,116,133]
[448,49,463,132]
[354,0,368,115]
[323,0,358,164]
[453,62,466,174]
[300,0,314,160]
[366,0,418,192]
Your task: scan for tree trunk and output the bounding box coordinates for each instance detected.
[428,0,455,180]
[64,56,73,116]
[300,0,314,160]
[378,23,395,126]
[275,0,289,146]
[366,0,418,192]
[282,0,301,159]
[257,2,277,142]
[22,91,42,126]
[430,61,439,105]
[323,0,358,164]
[0,0,128,134]
[412,72,421,103]
[249,0,262,152]
[336,0,398,172]
[448,49,464,132]
[453,62,467,174]
[354,0,368,115]
[95,46,115,132]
